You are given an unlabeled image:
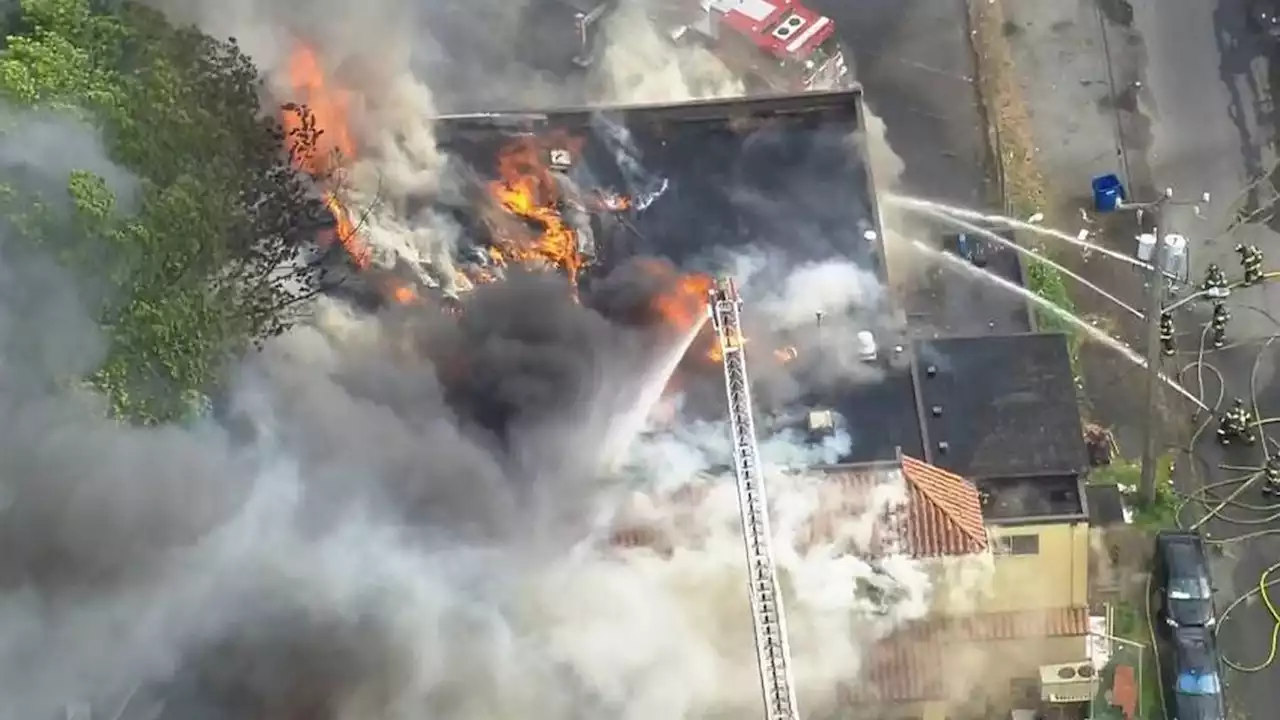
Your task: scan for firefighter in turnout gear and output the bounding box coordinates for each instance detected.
[1265,457,1280,497]
[1211,303,1229,349]
[1236,243,1265,286]
[1202,263,1229,297]
[1160,312,1176,356]
[1217,398,1257,445]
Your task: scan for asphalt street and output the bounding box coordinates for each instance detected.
[1127,2,1280,715]
[1000,0,1279,715]
[1172,312,1280,720]
[812,0,1033,337]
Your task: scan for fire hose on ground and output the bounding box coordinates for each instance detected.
[1128,268,1280,718]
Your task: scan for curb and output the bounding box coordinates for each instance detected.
[964,0,1045,333]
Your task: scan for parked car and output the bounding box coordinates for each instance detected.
[1153,530,1216,629]
[1160,625,1228,720]
[942,232,989,268]
[856,330,877,362]
[1250,0,1280,39]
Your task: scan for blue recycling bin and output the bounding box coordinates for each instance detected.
[1091,173,1127,212]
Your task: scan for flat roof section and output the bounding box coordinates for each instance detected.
[1086,483,1126,527]
[433,89,887,283]
[830,358,925,463]
[899,226,1033,337]
[978,476,1084,522]
[913,333,1089,478]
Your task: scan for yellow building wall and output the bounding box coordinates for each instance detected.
[985,522,1089,612]
[928,552,996,616]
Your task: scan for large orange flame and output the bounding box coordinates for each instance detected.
[281,43,417,303]
[484,134,589,290]
[281,44,370,267]
[631,258,713,331]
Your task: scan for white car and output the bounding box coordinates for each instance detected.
[857,330,877,362]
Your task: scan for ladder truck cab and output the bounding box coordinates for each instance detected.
[523,0,849,92]
[668,0,851,92]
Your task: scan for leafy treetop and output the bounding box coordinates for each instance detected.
[0,0,329,423]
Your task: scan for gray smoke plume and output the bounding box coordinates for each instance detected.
[0,242,931,720]
[0,5,947,718]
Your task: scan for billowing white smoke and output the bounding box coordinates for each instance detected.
[591,1,745,103]
[586,465,931,716]
[623,410,853,478]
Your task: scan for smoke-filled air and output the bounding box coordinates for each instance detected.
[0,0,932,718]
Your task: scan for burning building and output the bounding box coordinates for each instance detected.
[284,69,892,418]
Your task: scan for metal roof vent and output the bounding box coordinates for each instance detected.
[937,440,949,453]
[931,405,943,417]
[807,409,834,432]
[771,13,807,40]
[926,364,938,377]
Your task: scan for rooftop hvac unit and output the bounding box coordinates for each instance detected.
[771,13,807,40]
[1038,662,1097,704]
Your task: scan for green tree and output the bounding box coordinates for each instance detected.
[0,0,328,422]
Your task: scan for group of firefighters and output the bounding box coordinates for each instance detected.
[1151,243,1280,493]
[1160,244,1265,356]
[1215,398,1280,495]
[1200,246,1280,493]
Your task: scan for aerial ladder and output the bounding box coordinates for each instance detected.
[706,277,801,720]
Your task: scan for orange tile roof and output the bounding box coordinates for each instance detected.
[901,455,989,557]
[815,456,988,558]
[842,607,1091,704]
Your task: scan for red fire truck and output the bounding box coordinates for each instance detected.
[663,0,851,92]
[529,0,851,92]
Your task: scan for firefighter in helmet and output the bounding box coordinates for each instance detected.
[1217,398,1256,446]
[1236,243,1265,286]
[1264,457,1280,497]
[548,148,598,264]
[1211,303,1229,349]
[1159,311,1176,356]
[1202,263,1229,296]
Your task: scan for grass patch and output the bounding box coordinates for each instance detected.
[1090,454,1179,530]
[1026,256,1083,359]
[1106,601,1167,720]
[966,0,1083,376]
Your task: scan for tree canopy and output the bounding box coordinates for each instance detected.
[0,0,327,422]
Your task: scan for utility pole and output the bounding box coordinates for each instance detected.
[1138,202,1167,507]
[1131,187,1205,506]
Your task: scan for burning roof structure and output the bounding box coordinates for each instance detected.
[281,46,889,424]
[431,90,881,277]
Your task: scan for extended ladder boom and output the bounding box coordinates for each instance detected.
[707,277,800,720]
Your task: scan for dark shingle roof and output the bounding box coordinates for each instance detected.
[914,333,1088,478]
